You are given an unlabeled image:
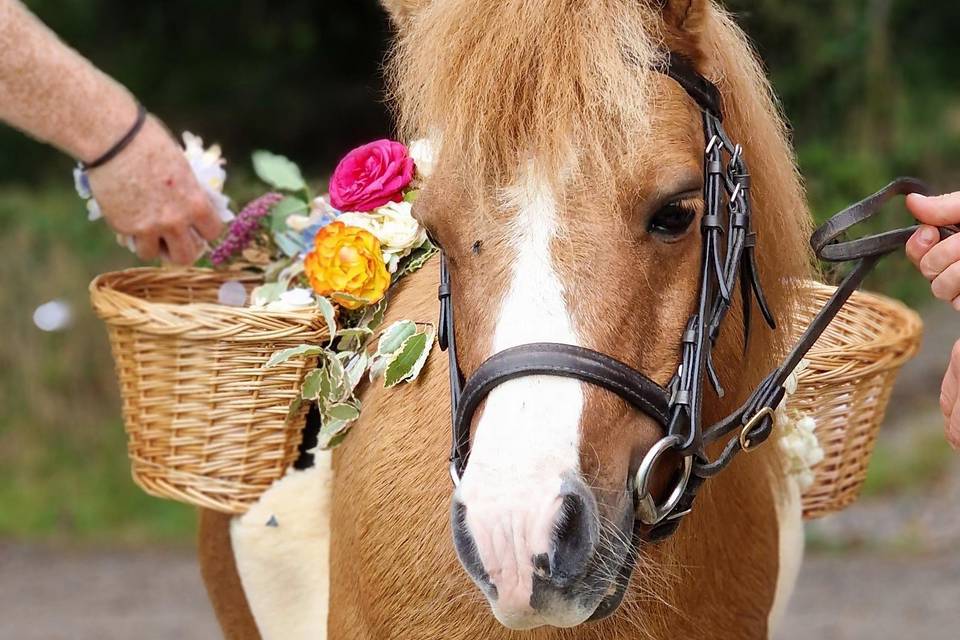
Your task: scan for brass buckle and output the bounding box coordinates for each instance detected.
[739,407,775,452]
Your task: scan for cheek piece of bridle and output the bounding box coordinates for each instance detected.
[434,52,956,543]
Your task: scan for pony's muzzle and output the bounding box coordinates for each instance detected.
[451,476,601,629]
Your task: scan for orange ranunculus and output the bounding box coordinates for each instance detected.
[303,222,391,309]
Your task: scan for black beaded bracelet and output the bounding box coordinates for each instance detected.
[80,103,148,170]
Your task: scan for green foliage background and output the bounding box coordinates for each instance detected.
[1,0,958,545]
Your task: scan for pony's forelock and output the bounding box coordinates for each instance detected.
[387,0,666,188]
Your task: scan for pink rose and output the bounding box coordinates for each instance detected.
[329,139,415,212]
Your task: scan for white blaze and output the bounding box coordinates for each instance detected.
[458,169,585,607]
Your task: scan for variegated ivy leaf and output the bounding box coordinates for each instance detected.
[301,369,324,400]
[285,395,304,424]
[317,418,349,449]
[315,296,337,345]
[336,327,373,352]
[326,402,360,422]
[332,291,376,308]
[368,353,389,383]
[344,351,369,393]
[266,343,326,368]
[322,353,349,404]
[383,328,435,388]
[395,240,438,279]
[378,320,417,356]
[358,299,387,332]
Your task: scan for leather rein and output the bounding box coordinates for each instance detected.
[434,52,953,543]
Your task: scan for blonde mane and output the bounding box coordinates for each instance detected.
[389,0,812,376]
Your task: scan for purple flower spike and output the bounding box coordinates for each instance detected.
[211,192,284,266]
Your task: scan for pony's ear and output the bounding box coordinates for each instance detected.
[380,0,430,28]
[656,0,707,31]
[651,0,708,59]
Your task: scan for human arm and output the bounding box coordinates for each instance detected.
[0,0,223,263]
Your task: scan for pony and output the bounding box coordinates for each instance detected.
[199,0,814,637]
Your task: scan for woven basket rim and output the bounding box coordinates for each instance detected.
[89,267,327,342]
[798,280,922,359]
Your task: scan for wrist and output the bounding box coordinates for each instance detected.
[67,92,144,164]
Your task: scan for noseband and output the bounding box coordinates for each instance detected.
[436,52,952,543]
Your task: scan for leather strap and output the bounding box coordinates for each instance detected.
[450,344,671,480]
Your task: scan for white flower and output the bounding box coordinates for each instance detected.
[776,410,825,491]
[86,199,102,222]
[285,214,312,232]
[182,132,234,222]
[409,138,436,179]
[264,287,316,312]
[337,201,427,273]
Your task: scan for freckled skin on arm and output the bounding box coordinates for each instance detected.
[0,0,224,264]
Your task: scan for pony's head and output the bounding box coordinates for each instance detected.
[384,0,810,629]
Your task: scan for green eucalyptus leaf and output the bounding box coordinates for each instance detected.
[266,344,325,368]
[383,330,432,388]
[274,230,307,258]
[252,151,307,192]
[378,320,417,356]
[270,196,309,233]
[315,296,337,345]
[403,189,420,203]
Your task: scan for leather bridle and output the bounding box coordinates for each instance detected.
[434,52,953,543]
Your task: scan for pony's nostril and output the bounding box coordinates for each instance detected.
[547,482,599,586]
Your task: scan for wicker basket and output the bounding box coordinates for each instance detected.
[90,268,328,514]
[793,281,922,519]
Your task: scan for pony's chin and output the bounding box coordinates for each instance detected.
[586,536,640,622]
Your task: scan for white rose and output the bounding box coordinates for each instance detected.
[337,201,427,273]
[409,138,436,179]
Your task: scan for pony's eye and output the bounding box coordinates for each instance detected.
[647,201,698,238]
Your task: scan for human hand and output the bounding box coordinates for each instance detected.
[937,340,960,451]
[905,191,960,309]
[86,115,225,264]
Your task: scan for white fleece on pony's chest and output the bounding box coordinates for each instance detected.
[767,476,804,638]
[230,451,333,640]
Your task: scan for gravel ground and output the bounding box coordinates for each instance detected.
[1,542,958,640]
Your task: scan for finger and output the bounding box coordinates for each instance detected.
[135,233,161,261]
[190,195,226,242]
[905,225,940,272]
[949,394,960,451]
[162,227,204,265]
[941,342,960,418]
[918,230,960,280]
[931,261,960,302]
[906,192,960,227]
